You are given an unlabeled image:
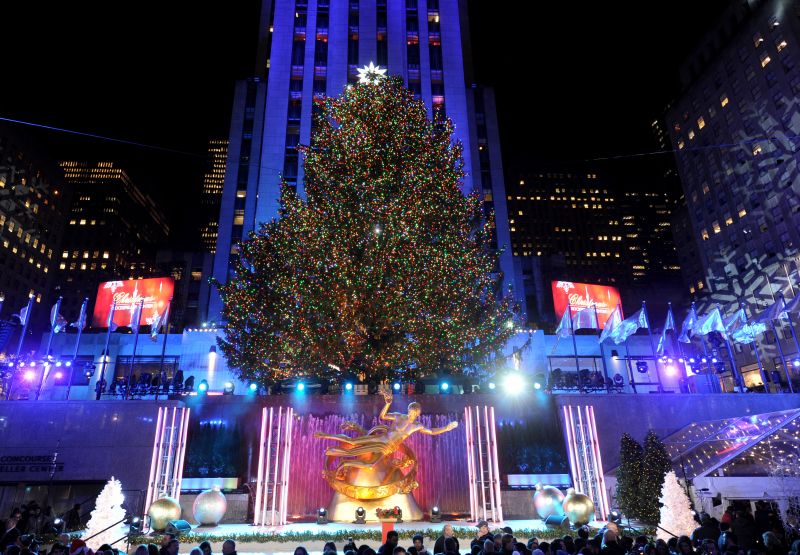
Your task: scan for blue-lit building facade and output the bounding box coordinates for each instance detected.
[666,0,800,387]
[210,0,521,318]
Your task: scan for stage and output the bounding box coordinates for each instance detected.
[165,520,606,554]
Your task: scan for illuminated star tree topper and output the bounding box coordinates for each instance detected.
[356,62,387,85]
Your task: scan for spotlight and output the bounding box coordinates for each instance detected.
[701,358,707,363]
[29,361,36,367]
[297,382,305,392]
[345,382,353,391]
[53,518,63,526]
[667,358,673,364]
[678,358,684,363]
[440,381,449,393]
[248,382,259,393]
[65,361,72,367]
[223,381,235,395]
[7,362,13,368]
[503,373,524,393]
[612,373,624,386]
[635,361,649,374]
[665,365,677,377]
[689,358,696,364]
[54,371,64,380]
[24,370,35,381]
[487,382,496,390]
[129,516,142,534]
[534,382,542,390]
[317,507,328,525]
[393,382,401,391]
[609,510,622,524]
[198,379,209,394]
[533,372,545,390]
[355,507,366,524]
[55,361,62,368]
[430,505,442,523]
[794,359,800,368]
[711,357,718,363]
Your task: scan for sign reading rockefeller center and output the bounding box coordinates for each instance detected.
[0,455,64,473]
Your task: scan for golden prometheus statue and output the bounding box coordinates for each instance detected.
[314,382,458,520]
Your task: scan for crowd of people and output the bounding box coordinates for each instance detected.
[1,503,800,555]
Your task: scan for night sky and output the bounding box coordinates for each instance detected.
[0,0,729,245]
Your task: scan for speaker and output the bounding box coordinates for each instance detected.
[545,515,568,527]
[712,493,723,507]
[165,520,192,535]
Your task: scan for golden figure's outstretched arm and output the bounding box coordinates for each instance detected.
[419,421,459,435]
[378,382,397,421]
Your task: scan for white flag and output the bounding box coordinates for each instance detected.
[572,307,598,331]
[555,307,573,338]
[71,299,88,330]
[130,302,143,333]
[15,305,30,326]
[599,305,623,344]
[150,304,169,342]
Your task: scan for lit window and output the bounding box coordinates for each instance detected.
[754,33,764,47]
[725,216,734,226]
[236,190,246,198]
[697,117,705,129]
[761,53,771,67]
[79,219,86,225]
[62,251,69,258]
[102,251,109,259]
[688,130,695,140]
[753,144,763,156]
[80,263,87,270]
[712,221,721,234]
[233,210,245,226]
[777,39,788,52]
[702,229,709,240]
[721,95,729,107]
[59,263,66,270]
[83,251,89,259]
[738,207,747,218]
[678,140,685,150]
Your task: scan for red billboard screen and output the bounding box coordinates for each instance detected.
[92,277,174,328]
[551,281,622,329]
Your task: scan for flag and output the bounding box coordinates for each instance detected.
[572,307,598,331]
[755,298,784,323]
[678,306,698,343]
[694,307,727,337]
[71,299,88,330]
[656,306,676,355]
[599,305,622,343]
[150,303,169,342]
[50,301,67,333]
[130,302,142,333]
[608,309,648,344]
[724,307,747,335]
[14,304,30,326]
[555,306,573,338]
[107,302,118,332]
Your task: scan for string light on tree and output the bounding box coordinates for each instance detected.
[215,74,518,385]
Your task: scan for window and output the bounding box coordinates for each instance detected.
[777,39,788,52]
[236,190,246,198]
[753,144,763,156]
[697,117,705,129]
[702,229,709,240]
[102,251,109,259]
[738,206,747,218]
[233,210,245,226]
[713,221,721,234]
[720,95,729,107]
[754,32,764,47]
[688,129,695,140]
[678,140,685,150]
[761,52,772,67]
[725,215,733,226]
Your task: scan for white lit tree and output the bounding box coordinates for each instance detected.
[658,470,696,541]
[83,477,127,549]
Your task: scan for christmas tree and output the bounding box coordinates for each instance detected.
[658,470,696,540]
[216,71,517,383]
[615,433,644,522]
[641,430,672,524]
[83,477,127,549]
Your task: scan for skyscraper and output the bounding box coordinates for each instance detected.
[200,140,228,254]
[56,161,169,318]
[210,0,520,318]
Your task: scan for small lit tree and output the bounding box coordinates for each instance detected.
[658,470,696,540]
[83,477,127,549]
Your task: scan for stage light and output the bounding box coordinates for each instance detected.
[65,361,72,367]
[794,359,800,368]
[711,357,718,363]
[7,362,13,368]
[129,516,142,534]
[701,358,707,363]
[534,382,542,390]
[317,507,328,525]
[55,361,62,367]
[665,365,677,377]
[487,382,495,390]
[393,382,401,391]
[667,358,673,364]
[689,358,696,364]
[430,505,441,523]
[678,358,684,363]
[248,382,259,393]
[612,374,624,386]
[503,373,524,393]
[439,381,449,392]
[636,361,649,373]
[297,382,306,392]
[355,507,366,524]
[54,371,64,380]
[24,370,35,381]
[198,380,209,394]
[223,381,235,395]
[609,510,622,524]
[53,518,63,526]
[345,382,353,391]
[29,361,36,367]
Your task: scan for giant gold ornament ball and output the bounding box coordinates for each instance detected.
[148,497,182,531]
[562,488,595,527]
[533,483,565,519]
[192,487,227,526]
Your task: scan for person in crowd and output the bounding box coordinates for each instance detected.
[435,525,460,555]
[189,549,202,555]
[48,544,67,555]
[147,544,160,555]
[294,547,309,555]
[6,546,22,555]
[499,535,516,555]
[63,505,81,532]
[692,516,721,546]
[160,539,179,555]
[409,534,430,555]
[731,511,759,551]
[394,547,408,555]
[676,536,694,555]
[198,542,212,555]
[324,542,338,555]
[471,522,494,552]
[444,537,459,555]
[527,540,539,552]
[378,531,400,555]
[762,531,783,555]
[600,531,623,555]
[721,506,736,527]
[134,546,149,555]
[0,519,20,552]
[222,540,237,555]
[563,537,575,555]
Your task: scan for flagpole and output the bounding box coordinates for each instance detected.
[641,301,663,391]
[699,335,717,393]
[778,293,799,393]
[742,301,769,393]
[66,298,89,401]
[618,303,637,394]
[96,301,116,401]
[36,296,63,401]
[593,305,610,391]
[124,299,144,401]
[769,317,791,393]
[567,303,581,384]
[155,299,172,402]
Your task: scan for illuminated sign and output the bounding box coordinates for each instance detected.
[92,277,174,328]
[551,281,622,329]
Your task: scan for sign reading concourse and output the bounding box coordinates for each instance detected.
[0,455,64,473]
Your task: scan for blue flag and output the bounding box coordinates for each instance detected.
[656,306,676,355]
[678,305,698,343]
